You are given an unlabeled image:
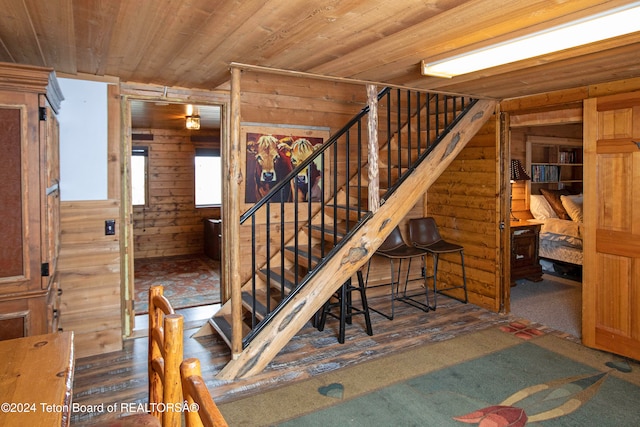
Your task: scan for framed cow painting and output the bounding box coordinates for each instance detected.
[241,124,330,206]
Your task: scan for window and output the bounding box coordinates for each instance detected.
[195,148,221,207]
[131,146,148,206]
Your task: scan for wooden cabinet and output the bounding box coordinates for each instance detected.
[510,221,543,285]
[526,136,583,195]
[204,219,222,260]
[0,63,63,340]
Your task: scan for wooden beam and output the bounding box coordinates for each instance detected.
[229,62,491,99]
[509,107,583,126]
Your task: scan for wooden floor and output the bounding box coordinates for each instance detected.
[71,294,572,425]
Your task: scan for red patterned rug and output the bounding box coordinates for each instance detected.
[134,254,221,314]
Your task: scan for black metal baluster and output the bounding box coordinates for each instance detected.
[265,202,271,314]
[251,216,257,328]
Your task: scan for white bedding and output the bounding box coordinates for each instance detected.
[530,194,583,266]
[539,238,583,266]
[539,218,583,249]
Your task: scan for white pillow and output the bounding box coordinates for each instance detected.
[561,194,583,223]
[530,195,558,220]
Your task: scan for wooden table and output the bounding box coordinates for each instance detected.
[0,332,74,426]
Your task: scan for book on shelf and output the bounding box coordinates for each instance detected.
[558,150,578,164]
[531,165,559,183]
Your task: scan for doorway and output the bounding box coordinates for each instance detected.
[508,122,584,338]
[123,98,224,334]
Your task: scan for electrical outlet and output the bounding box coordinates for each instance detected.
[105,219,116,235]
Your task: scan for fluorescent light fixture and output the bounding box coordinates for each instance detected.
[422,2,640,78]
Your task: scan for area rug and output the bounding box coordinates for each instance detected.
[134,254,221,314]
[217,325,640,426]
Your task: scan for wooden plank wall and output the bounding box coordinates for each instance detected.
[57,200,123,358]
[426,116,501,311]
[132,129,220,259]
[237,71,368,283]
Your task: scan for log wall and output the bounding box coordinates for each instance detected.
[426,116,501,311]
[132,129,220,259]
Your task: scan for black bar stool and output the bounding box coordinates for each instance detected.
[317,271,373,343]
[366,226,430,320]
[409,217,468,310]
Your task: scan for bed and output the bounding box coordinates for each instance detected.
[530,190,583,274]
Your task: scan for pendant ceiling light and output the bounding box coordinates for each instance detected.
[185,104,200,130]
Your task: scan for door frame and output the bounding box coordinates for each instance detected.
[505,109,584,317]
[118,86,229,336]
[499,111,512,313]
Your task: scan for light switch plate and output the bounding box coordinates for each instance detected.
[105,219,116,235]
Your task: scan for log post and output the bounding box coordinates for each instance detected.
[367,84,380,213]
[228,67,243,357]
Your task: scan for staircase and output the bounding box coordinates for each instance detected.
[208,87,496,379]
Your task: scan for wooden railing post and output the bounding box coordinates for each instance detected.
[162,314,184,427]
[229,66,243,357]
[367,84,380,213]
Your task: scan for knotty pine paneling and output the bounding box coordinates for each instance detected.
[426,115,501,311]
[132,129,219,259]
[58,200,123,358]
[239,73,367,141]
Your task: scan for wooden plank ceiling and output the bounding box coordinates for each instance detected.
[129,100,221,131]
[2,0,640,129]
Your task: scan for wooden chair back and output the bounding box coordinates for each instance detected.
[148,285,184,427]
[181,358,228,427]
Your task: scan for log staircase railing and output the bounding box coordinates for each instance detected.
[209,86,492,379]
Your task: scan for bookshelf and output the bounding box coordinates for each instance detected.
[526,136,583,195]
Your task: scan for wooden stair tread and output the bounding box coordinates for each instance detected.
[257,268,300,292]
[325,203,371,221]
[209,314,232,348]
[309,223,348,241]
[209,311,252,346]
[284,245,323,267]
[241,290,279,321]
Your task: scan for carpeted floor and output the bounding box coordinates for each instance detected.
[134,254,221,314]
[218,326,640,426]
[510,274,582,338]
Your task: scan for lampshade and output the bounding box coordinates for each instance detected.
[186,114,200,130]
[510,159,530,182]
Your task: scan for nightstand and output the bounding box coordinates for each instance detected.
[510,221,543,285]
